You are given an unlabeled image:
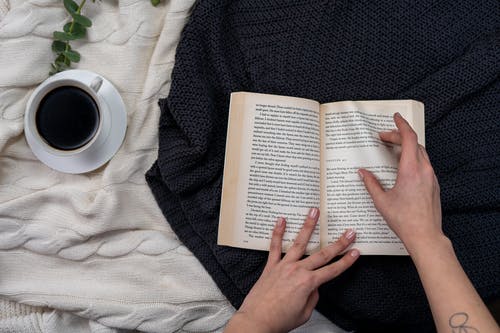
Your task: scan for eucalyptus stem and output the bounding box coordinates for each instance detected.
[68,0,87,38]
[50,0,163,75]
[49,0,94,75]
[63,0,86,54]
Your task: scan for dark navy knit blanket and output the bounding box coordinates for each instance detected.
[146,1,500,331]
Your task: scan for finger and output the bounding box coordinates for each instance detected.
[379,129,402,145]
[266,217,286,268]
[303,289,320,322]
[434,174,441,197]
[314,249,360,286]
[301,229,356,270]
[418,145,430,163]
[358,169,386,209]
[393,112,419,159]
[284,208,319,262]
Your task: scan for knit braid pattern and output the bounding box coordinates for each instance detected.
[0,298,46,320]
[0,0,8,20]
[147,0,500,331]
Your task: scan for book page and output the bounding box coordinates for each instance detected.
[219,92,321,254]
[319,100,424,255]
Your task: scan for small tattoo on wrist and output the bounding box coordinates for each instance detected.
[449,312,479,333]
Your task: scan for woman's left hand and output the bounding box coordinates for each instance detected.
[224,208,360,333]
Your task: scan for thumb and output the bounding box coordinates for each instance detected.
[358,169,386,208]
[303,289,320,323]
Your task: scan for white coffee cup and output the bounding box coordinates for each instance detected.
[24,70,127,174]
[25,72,111,156]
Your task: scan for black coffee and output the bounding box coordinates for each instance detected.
[36,86,100,151]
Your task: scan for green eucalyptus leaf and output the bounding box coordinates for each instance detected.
[71,13,92,28]
[55,55,69,69]
[70,30,85,39]
[64,22,86,37]
[71,22,87,37]
[55,53,65,63]
[151,0,161,6]
[63,0,78,14]
[53,31,78,41]
[54,61,68,71]
[63,50,81,62]
[52,40,66,53]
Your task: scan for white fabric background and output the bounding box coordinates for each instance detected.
[0,1,346,332]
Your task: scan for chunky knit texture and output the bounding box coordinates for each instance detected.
[147,0,500,331]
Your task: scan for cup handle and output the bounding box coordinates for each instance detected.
[90,76,103,93]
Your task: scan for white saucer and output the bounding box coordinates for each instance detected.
[24,70,127,174]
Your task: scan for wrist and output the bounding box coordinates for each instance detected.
[225,311,273,333]
[405,233,453,263]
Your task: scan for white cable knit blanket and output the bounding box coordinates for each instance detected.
[0,0,236,331]
[0,1,345,332]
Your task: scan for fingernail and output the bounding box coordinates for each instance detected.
[350,249,360,258]
[345,229,356,240]
[308,208,319,219]
[395,112,401,118]
[276,217,285,228]
[357,169,364,180]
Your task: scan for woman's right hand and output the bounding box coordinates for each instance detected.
[359,113,500,333]
[358,112,445,254]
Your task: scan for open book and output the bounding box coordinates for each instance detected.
[218,92,425,255]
